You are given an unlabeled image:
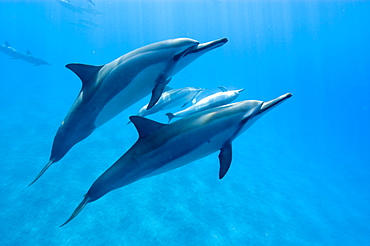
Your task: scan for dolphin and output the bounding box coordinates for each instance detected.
[166,86,244,122]
[61,93,292,226]
[56,0,84,14]
[78,19,103,29]
[21,50,51,66]
[0,41,23,58]
[86,0,95,6]
[69,22,94,30]
[29,37,228,185]
[0,41,51,66]
[78,4,104,16]
[134,86,204,119]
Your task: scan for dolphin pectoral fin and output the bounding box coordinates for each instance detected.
[218,86,228,92]
[218,142,232,179]
[28,160,54,186]
[66,63,104,88]
[147,77,172,110]
[130,116,166,139]
[60,196,90,227]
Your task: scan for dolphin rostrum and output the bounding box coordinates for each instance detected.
[166,86,244,122]
[61,93,292,226]
[134,86,204,118]
[30,37,228,185]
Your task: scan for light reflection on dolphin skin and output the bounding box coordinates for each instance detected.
[61,93,292,226]
[29,38,228,185]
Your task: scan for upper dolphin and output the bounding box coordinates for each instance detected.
[61,92,292,226]
[166,86,244,122]
[30,37,228,185]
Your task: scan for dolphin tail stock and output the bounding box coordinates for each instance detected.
[28,159,54,186]
[165,113,175,123]
[60,196,91,227]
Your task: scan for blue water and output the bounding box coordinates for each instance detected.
[1,0,369,245]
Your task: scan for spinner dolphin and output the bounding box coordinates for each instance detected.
[134,86,204,118]
[166,86,244,122]
[30,37,228,185]
[61,93,292,226]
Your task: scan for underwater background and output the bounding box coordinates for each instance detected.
[0,0,369,245]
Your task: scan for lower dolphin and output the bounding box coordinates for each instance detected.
[61,92,292,226]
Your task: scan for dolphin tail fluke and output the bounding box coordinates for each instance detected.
[165,113,175,123]
[28,160,54,186]
[60,196,90,227]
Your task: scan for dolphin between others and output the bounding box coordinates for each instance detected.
[166,86,244,122]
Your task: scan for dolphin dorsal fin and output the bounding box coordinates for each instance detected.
[129,116,166,139]
[26,50,32,55]
[4,41,10,47]
[218,86,228,92]
[66,63,104,88]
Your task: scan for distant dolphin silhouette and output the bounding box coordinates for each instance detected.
[134,86,204,119]
[61,93,292,226]
[0,41,51,66]
[166,86,244,122]
[78,4,104,16]
[29,37,228,185]
[0,41,23,58]
[56,0,84,14]
[78,19,103,29]
[22,50,51,66]
[86,0,95,6]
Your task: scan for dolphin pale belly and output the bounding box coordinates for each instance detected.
[30,37,228,185]
[61,93,292,226]
[166,86,244,122]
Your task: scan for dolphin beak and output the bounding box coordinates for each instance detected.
[237,88,245,93]
[257,93,293,115]
[194,38,228,53]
